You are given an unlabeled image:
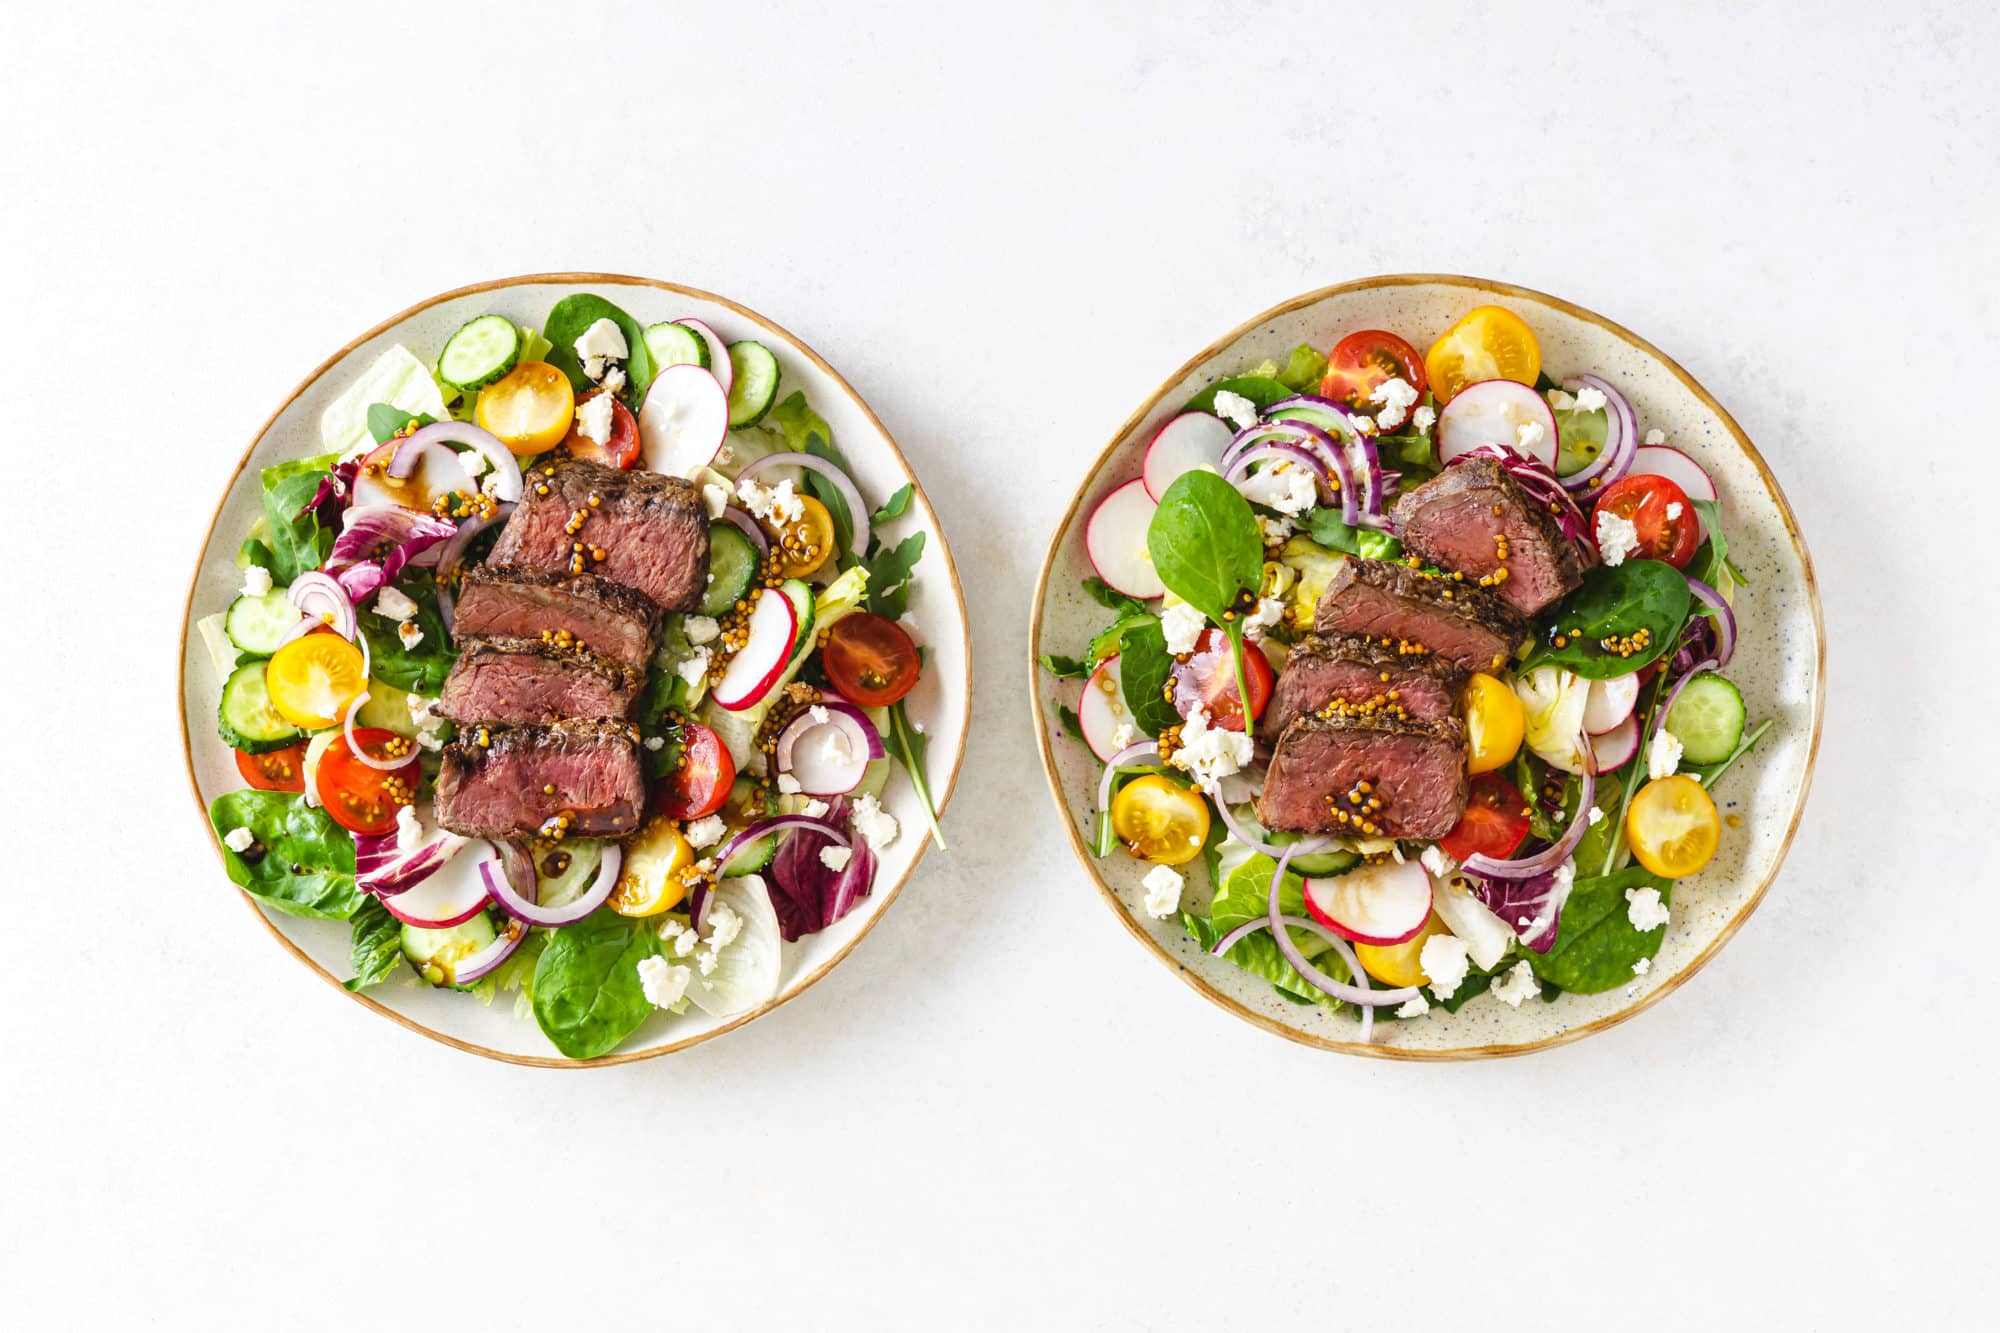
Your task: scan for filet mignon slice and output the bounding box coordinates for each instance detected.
[488,458,710,612]
[433,718,646,840]
[450,565,662,671]
[1258,712,1468,840]
[435,637,643,727]
[1258,633,1466,745]
[1391,457,1586,616]
[1313,558,1528,675]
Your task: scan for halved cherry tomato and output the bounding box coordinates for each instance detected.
[822,613,921,707]
[476,360,575,455]
[770,494,837,578]
[265,632,367,730]
[1110,774,1210,866]
[1319,330,1428,420]
[315,728,420,836]
[1423,305,1541,405]
[1625,775,1720,878]
[1171,627,1274,732]
[1355,911,1450,988]
[655,722,736,821]
[1461,672,1525,775]
[613,818,692,916]
[235,742,308,793]
[1437,770,1532,863]
[1591,474,1700,569]
[562,389,639,468]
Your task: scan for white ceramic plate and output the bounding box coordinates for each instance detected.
[179,274,969,1067]
[1030,275,1823,1059]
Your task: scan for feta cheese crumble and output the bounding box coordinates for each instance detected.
[684,815,727,850]
[808,705,830,725]
[1396,994,1431,1019]
[1259,515,1296,544]
[241,565,273,598]
[676,648,711,690]
[408,692,447,751]
[1419,844,1456,878]
[1140,864,1184,919]
[736,476,804,525]
[1643,428,1665,446]
[1516,420,1547,454]
[819,845,854,873]
[1595,508,1640,566]
[1108,721,1137,752]
[397,621,424,649]
[850,793,900,851]
[1573,385,1608,413]
[1587,804,1606,826]
[683,615,720,645]
[776,773,803,795]
[1411,404,1436,434]
[701,482,729,520]
[374,585,418,622]
[1491,959,1539,1007]
[1159,601,1207,655]
[1626,886,1671,932]
[573,318,628,381]
[1632,957,1652,976]
[1167,703,1254,797]
[1665,501,1684,520]
[636,956,690,1010]
[223,825,256,853]
[575,391,615,447]
[706,904,742,951]
[1370,376,1419,431]
[1647,726,1683,781]
[800,798,829,819]
[1420,935,1471,1001]
[1212,389,1259,431]
[599,365,626,397]
[643,734,664,752]
[1243,597,1286,641]
[394,802,421,852]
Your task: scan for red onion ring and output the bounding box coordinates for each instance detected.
[719,505,770,558]
[1097,741,1159,814]
[1246,846,1422,1009]
[739,452,869,557]
[1222,421,1356,523]
[1257,396,1387,518]
[1685,578,1736,667]
[479,842,621,928]
[288,571,356,640]
[1460,731,1597,880]
[1224,443,1333,509]
[450,914,531,984]
[341,693,420,772]
[1559,375,1638,495]
[714,815,851,874]
[391,421,522,502]
[432,501,515,633]
[1211,797,1331,860]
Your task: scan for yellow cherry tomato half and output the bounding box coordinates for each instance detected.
[475,360,576,455]
[1110,774,1211,866]
[770,494,837,578]
[1423,305,1541,405]
[1625,775,1721,878]
[1354,912,1451,988]
[1462,671,1526,775]
[612,818,693,916]
[264,632,367,729]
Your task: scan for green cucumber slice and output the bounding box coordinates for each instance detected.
[780,578,816,664]
[725,341,780,426]
[719,832,775,877]
[400,914,498,989]
[436,314,521,391]
[700,523,759,617]
[1665,673,1745,765]
[218,662,304,753]
[643,322,709,371]
[224,588,301,657]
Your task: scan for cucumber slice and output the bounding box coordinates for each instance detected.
[725,341,780,427]
[1266,828,1359,877]
[719,832,775,877]
[224,588,301,656]
[218,662,304,753]
[1666,673,1745,765]
[1265,404,1344,435]
[400,914,498,989]
[643,322,710,371]
[780,578,816,664]
[436,314,521,391]
[699,523,760,617]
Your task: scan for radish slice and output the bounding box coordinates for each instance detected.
[674,319,733,395]
[380,844,492,928]
[351,440,477,513]
[1437,379,1559,469]
[712,587,798,711]
[1078,655,1134,762]
[1143,413,1232,501]
[1627,444,1717,502]
[1302,859,1433,947]
[1085,479,1163,599]
[776,708,874,795]
[1583,674,1640,735]
[1589,714,1641,772]
[639,364,730,478]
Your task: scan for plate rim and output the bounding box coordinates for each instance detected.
[177,271,972,1069]
[1026,272,1825,1061]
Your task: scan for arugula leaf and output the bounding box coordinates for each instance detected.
[343,898,406,991]
[1689,498,1750,588]
[357,573,455,693]
[1116,618,1182,738]
[1522,560,1692,680]
[864,532,925,620]
[259,468,334,583]
[1184,375,1292,416]
[365,403,433,445]
[1530,867,1670,994]
[1039,653,1090,679]
[540,294,654,406]
[531,912,661,1059]
[1082,575,1147,618]
[1056,702,1086,743]
[870,484,913,526]
[208,789,362,921]
[886,700,947,851]
[1086,611,1154,667]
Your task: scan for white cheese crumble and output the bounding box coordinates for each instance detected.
[636,956,690,1010]
[644,735,666,752]
[705,903,742,952]
[1168,703,1255,797]
[1516,420,1547,454]
[1420,934,1471,1001]
[701,482,729,520]
[1396,994,1430,1018]
[397,621,424,649]
[1159,601,1207,655]
[1491,959,1539,1007]
[1411,404,1436,434]
[1370,376,1419,431]
[394,802,421,852]
[1595,508,1640,566]
[1644,428,1666,446]
[1546,388,1576,410]
[808,704,830,725]
[820,845,854,873]
[1212,389,1259,431]
[1626,886,1671,932]
[776,773,803,795]
[676,648,710,690]
[1259,515,1296,544]
[1665,501,1684,520]
[600,365,626,397]
[1647,726,1683,781]
[736,476,804,524]
[800,798,829,819]
[1573,386,1608,413]
[459,447,489,477]
[1587,804,1606,825]
[1419,844,1456,878]
[1140,864,1184,919]
[684,814,726,850]
[408,692,447,751]
[1633,956,1652,976]
[850,793,900,851]
[241,565,273,597]
[574,318,629,381]
[683,615,720,645]
[575,392,615,447]
[374,585,418,622]
[223,825,256,853]
[1243,596,1286,641]
[1108,721,1137,752]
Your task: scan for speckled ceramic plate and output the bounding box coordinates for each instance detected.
[1029,275,1822,1059]
[179,273,970,1067]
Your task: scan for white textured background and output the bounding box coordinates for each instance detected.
[4,2,1992,1328]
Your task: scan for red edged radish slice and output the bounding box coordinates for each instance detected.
[639,364,730,477]
[674,319,733,395]
[1437,378,1559,469]
[1589,714,1641,772]
[712,587,799,711]
[1302,859,1433,946]
[1085,479,1163,600]
[775,708,875,795]
[380,847,491,928]
[1143,413,1232,501]
[1078,655,1134,762]
[351,440,476,513]
[1583,673,1640,735]
[1627,445,1717,502]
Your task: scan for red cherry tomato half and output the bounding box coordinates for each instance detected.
[1170,627,1275,732]
[562,389,640,469]
[656,722,736,821]
[315,728,422,836]
[822,612,921,707]
[1318,330,1428,420]
[235,742,308,793]
[1437,771,1533,863]
[1591,474,1699,569]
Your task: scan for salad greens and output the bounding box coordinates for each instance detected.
[208,789,363,921]
[1529,868,1670,993]
[1523,559,1691,679]
[530,913,663,1060]
[1146,470,1264,714]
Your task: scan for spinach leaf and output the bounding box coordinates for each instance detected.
[260,468,334,583]
[540,294,654,406]
[237,537,275,572]
[864,531,925,620]
[1082,576,1147,618]
[1356,529,1402,561]
[531,913,661,1059]
[1087,611,1154,667]
[1184,375,1292,416]
[886,700,947,851]
[1056,702,1086,744]
[1306,508,1362,555]
[1523,560,1691,680]
[1115,618,1183,738]
[870,483,913,526]
[365,403,433,445]
[1039,653,1089,679]
[1530,867,1670,994]
[1146,471,1264,623]
[357,573,455,693]
[769,391,858,559]
[208,789,363,921]
[343,898,406,991]
[1277,343,1328,392]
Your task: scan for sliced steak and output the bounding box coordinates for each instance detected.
[436,637,643,726]
[433,719,646,840]
[451,565,662,671]
[1391,457,1586,616]
[1258,634,1465,745]
[488,458,709,612]
[1258,712,1468,840]
[1313,558,1528,675]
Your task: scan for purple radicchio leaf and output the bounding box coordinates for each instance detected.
[327,504,457,602]
[294,458,360,522]
[1467,864,1574,954]
[765,798,877,941]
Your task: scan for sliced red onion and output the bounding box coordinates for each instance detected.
[1259,396,1386,517]
[719,505,770,558]
[776,704,887,796]
[479,843,621,928]
[714,816,851,874]
[1224,443,1332,508]
[1097,741,1159,813]
[1685,578,1736,667]
[1222,420,1356,523]
[340,693,421,772]
[1212,797,1331,860]
[1244,846,1422,1009]
[1559,374,1638,495]
[355,823,468,896]
[433,502,515,632]
[392,421,521,502]
[686,881,711,935]
[740,452,869,557]
[1460,734,1597,880]
[451,914,531,984]
[289,571,356,640]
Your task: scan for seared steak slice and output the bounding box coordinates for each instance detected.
[1391,457,1585,616]
[451,565,661,671]
[1258,634,1465,745]
[436,637,643,726]
[1313,558,1527,675]
[434,719,646,840]
[1258,712,1468,840]
[488,458,709,611]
